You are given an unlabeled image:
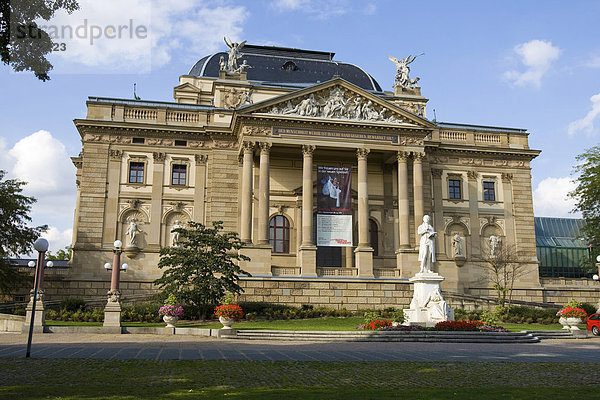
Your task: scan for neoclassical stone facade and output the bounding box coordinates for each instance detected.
[67,44,543,308]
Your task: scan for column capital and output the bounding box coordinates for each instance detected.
[242,141,254,152]
[194,154,208,164]
[302,144,315,156]
[152,152,166,162]
[501,172,513,182]
[356,148,370,160]
[258,142,272,153]
[109,149,122,161]
[467,170,478,180]
[412,152,426,162]
[397,151,410,162]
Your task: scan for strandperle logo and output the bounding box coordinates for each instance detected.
[14,19,148,46]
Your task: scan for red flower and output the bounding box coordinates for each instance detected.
[214,304,244,320]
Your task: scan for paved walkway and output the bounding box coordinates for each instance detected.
[1,332,599,362]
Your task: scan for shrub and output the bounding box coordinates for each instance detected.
[46,309,58,320]
[580,302,597,316]
[480,309,499,326]
[60,298,86,312]
[362,319,392,330]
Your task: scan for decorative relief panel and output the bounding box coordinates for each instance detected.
[242,126,271,136]
[443,215,471,234]
[479,217,505,235]
[265,85,409,125]
[119,202,151,222]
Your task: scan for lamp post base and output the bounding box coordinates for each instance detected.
[103,301,122,328]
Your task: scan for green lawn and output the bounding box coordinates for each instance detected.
[0,359,598,399]
[45,317,572,332]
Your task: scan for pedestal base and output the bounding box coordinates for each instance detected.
[404,272,454,325]
[299,245,317,277]
[103,301,122,327]
[354,246,374,277]
[22,300,45,333]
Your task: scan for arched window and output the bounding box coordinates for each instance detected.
[369,218,379,256]
[270,215,290,253]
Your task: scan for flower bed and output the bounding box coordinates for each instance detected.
[361,320,510,333]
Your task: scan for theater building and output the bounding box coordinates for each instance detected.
[66,43,547,308]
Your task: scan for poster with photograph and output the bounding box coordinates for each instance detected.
[317,166,352,247]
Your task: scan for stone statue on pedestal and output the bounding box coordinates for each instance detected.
[489,235,500,258]
[224,37,247,73]
[417,215,437,273]
[389,53,423,89]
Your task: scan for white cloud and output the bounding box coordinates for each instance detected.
[41,226,74,254]
[584,55,600,68]
[6,130,76,221]
[270,0,347,19]
[568,92,600,136]
[503,40,561,88]
[533,177,578,217]
[43,0,249,72]
[364,3,377,15]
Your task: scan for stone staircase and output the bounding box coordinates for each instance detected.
[227,329,540,343]
[523,330,578,339]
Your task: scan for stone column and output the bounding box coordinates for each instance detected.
[257,142,271,245]
[103,149,123,246]
[299,145,317,276]
[397,151,411,248]
[240,141,254,243]
[193,154,208,224]
[502,173,516,244]
[355,148,374,277]
[467,170,481,255]
[413,152,425,241]
[149,152,166,246]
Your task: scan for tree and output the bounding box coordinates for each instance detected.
[480,242,528,308]
[46,245,71,260]
[0,0,79,81]
[570,145,600,249]
[154,221,250,319]
[0,170,47,295]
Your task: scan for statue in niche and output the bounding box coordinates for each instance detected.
[489,235,500,258]
[223,37,246,73]
[171,220,184,247]
[126,217,142,247]
[389,53,423,89]
[452,233,463,257]
[418,215,437,273]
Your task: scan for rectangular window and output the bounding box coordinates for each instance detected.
[448,179,461,199]
[129,162,144,184]
[171,164,187,186]
[132,137,145,144]
[174,140,187,147]
[483,181,496,201]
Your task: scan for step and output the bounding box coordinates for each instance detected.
[231,330,540,343]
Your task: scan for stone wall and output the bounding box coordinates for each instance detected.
[237,277,413,310]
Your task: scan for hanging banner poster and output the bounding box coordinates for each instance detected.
[316,165,352,247]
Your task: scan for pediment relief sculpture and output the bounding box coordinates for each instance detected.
[266,85,408,125]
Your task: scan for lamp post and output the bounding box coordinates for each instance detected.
[103,240,128,329]
[25,238,49,358]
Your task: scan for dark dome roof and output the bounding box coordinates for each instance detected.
[189,44,382,92]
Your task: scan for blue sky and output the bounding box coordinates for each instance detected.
[2,0,600,252]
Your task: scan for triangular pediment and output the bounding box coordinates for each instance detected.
[174,82,201,92]
[238,78,435,129]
